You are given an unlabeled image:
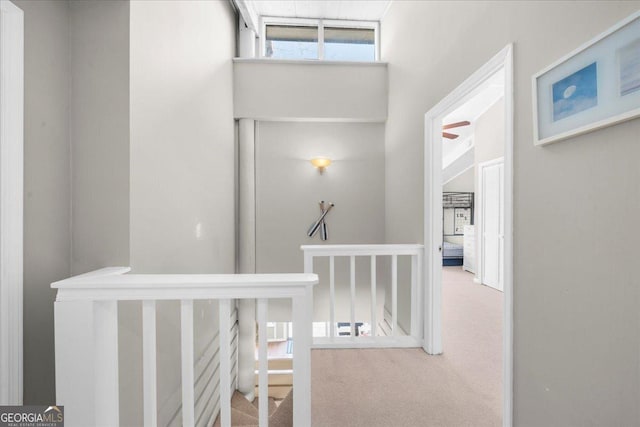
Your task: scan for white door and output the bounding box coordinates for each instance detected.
[481,161,504,291]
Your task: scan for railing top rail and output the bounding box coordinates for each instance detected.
[52,267,318,302]
[301,244,424,256]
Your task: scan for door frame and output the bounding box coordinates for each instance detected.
[0,0,24,405]
[476,157,504,291]
[423,44,513,426]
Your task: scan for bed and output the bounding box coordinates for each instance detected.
[442,191,473,266]
[442,241,464,266]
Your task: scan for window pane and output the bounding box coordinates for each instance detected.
[324,27,375,61]
[265,25,318,60]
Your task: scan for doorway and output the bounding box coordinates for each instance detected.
[424,44,514,426]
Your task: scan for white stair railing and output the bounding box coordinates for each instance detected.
[301,244,424,348]
[52,268,317,427]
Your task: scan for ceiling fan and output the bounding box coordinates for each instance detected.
[442,120,471,139]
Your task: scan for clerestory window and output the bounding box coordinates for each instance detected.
[262,18,379,62]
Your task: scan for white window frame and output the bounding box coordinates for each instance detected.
[260,16,380,61]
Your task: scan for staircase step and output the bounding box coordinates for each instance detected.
[254,372,292,386]
[251,396,277,416]
[269,389,293,427]
[378,318,392,336]
[254,385,292,400]
[212,408,258,427]
[231,391,258,418]
[254,357,292,371]
[211,389,293,427]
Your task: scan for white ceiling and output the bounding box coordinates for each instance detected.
[246,0,392,21]
[442,71,505,163]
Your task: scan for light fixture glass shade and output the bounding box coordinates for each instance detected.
[310,157,332,169]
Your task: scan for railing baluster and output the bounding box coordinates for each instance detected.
[142,300,157,427]
[292,287,313,426]
[410,254,419,339]
[329,255,335,339]
[370,255,376,338]
[350,256,356,339]
[53,270,319,427]
[94,301,119,427]
[180,300,195,427]
[300,245,424,346]
[219,299,232,427]
[257,299,269,427]
[417,250,424,340]
[392,255,398,336]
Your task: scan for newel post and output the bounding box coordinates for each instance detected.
[93,301,119,426]
[292,284,313,426]
[54,298,119,427]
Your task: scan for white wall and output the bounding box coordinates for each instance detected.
[442,145,473,185]
[13,0,70,405]
[16,0,130,406]
[69,0,130,275]
[474,98,505,170]
[255,121,387,322]
[67,3,134,421]
[16,0,237,412]
[128,1,236,425]
[234,59,387,121]
[383,1,640,425]
[130,0,236,274]
[444,168,474,193]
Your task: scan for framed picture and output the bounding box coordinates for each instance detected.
[533,10,640,146]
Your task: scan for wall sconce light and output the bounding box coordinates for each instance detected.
[310,157,332,174]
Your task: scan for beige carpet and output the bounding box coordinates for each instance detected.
[311,267,502,426]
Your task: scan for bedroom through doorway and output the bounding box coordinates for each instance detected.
[437,65,507,421]
[441,68,505,291]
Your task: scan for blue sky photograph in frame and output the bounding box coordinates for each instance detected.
[552,62,598,121]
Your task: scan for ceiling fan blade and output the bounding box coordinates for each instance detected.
[442,132,459,139]
[443,120,471,130]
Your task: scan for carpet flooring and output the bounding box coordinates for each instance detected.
[311,267,502,426]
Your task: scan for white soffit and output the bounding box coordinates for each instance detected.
[441,70,505,161]
[243,0,392,21]
[443,70,505,126]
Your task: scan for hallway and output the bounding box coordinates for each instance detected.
[311,267,502,426]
